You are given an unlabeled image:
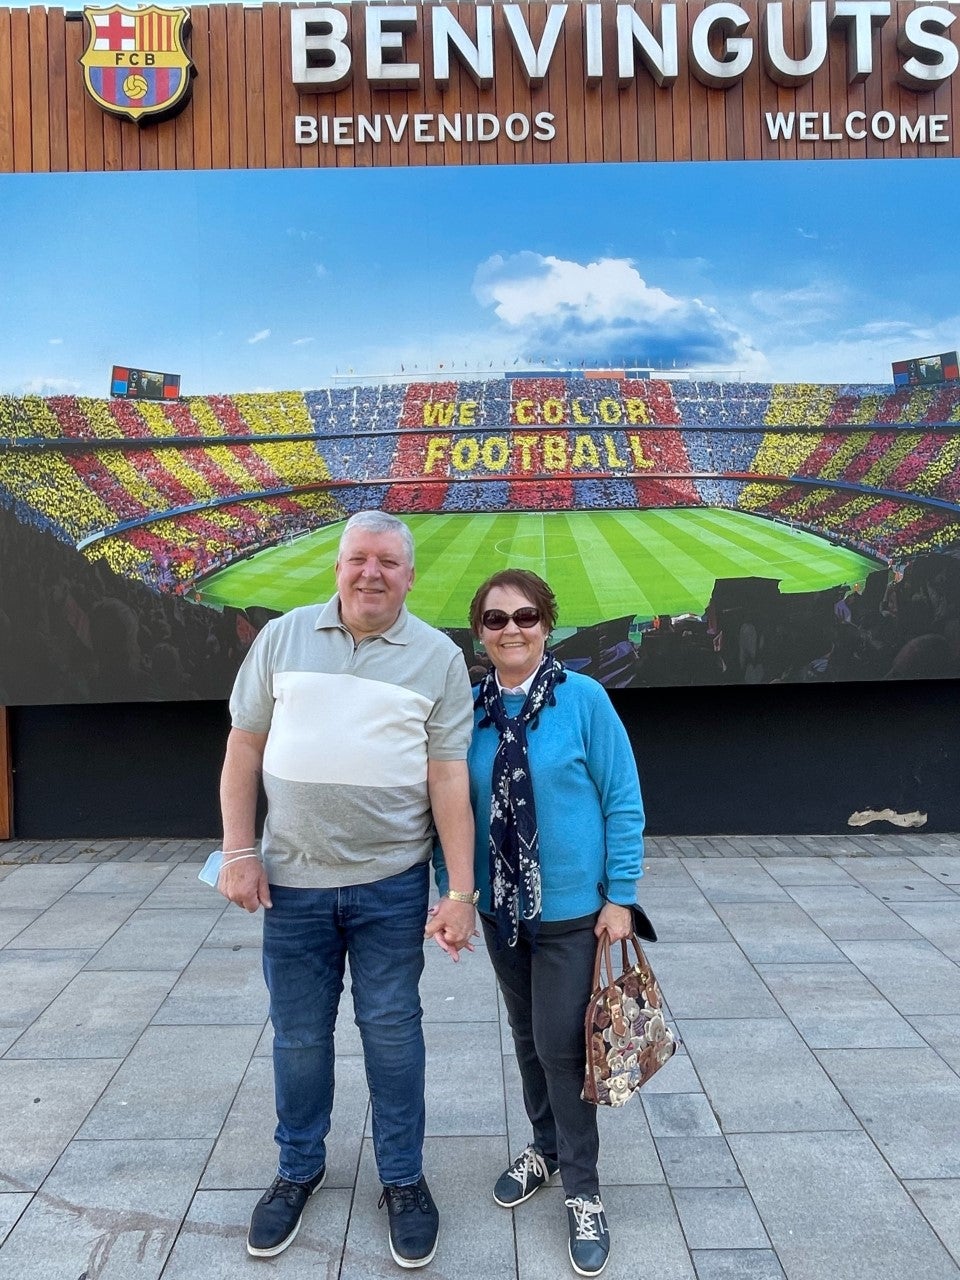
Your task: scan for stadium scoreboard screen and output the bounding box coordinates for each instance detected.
[892,352,959,388]
[111,365,181,400]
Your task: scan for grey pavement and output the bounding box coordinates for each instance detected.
[0,832,960,1279]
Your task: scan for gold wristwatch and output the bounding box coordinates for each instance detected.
[446,889,479,904]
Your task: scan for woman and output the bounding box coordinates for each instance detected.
[439,568,646,1278]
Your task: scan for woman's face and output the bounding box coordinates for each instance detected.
[478,584,550,686]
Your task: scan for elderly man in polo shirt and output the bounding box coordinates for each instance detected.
[218,509,476,1268]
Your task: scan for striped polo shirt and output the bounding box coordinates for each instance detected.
[229,595,474,888]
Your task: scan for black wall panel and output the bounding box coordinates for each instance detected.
[9,681,959,839]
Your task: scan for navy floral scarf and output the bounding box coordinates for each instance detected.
[477,651,566,948]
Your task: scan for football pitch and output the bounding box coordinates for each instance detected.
[198,509,882,628]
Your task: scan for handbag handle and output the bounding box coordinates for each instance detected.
[590,931,654,1040]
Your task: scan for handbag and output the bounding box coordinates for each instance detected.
[582,932,677,1106]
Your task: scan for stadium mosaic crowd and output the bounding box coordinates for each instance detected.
[2,375,960,594]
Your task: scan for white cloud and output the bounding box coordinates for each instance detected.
[48,337,63,346]
[748,282,842,327]
[247,329,271,345]
[292,337,314,346]
[314,263,327,278]
[18,376,84,395]
[473,252,759,370]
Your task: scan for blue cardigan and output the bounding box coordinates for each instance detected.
[439,670,645,921]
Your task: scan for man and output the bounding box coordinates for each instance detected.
[219,510,477,1267]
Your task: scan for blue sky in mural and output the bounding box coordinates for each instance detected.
[0,159,956,395]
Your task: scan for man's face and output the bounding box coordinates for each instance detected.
[335,529,415,638]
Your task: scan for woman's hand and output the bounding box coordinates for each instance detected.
[595,902,633,941]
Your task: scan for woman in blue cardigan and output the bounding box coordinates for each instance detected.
[460,568,645,1278]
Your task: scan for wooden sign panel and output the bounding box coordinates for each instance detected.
[1,0,959,172]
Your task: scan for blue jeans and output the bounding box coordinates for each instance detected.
[261,860,429,1186]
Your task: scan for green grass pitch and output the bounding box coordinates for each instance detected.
[197,509,882,629]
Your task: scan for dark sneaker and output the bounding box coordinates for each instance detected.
[378,1175,439,1269]
[565,1195,610,1277]
[493,1146,560,1207]
[246,1169,326,1257]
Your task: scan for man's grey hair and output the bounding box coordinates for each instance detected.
[338,510,415,566]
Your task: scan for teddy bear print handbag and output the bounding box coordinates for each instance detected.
[582,933,677,1107]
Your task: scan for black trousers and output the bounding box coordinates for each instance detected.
[482,915,600,1198]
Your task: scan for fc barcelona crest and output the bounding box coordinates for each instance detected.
[80,5,194,124]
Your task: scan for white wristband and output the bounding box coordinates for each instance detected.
[221,853,261,867]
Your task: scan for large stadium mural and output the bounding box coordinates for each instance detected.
[2,158,960,700]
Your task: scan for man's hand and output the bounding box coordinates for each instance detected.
[218,857,272,913]
[595,901,633,941]
[425,898,477,962]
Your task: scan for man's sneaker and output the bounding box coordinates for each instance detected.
[565,1195,610,1277]
[378,1175,439,1269]
[493,1146,560,1207]
[246,1168,326,1257]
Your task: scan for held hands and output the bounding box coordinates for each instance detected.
[424,899,479,963]
[595,901,633,941]
[218,856,272,914]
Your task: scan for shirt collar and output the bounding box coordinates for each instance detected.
[496,670,536,697]
[314,594,410,645]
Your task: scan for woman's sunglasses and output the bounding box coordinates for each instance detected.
[481,608,542,631]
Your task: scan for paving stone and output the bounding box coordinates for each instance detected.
[909,1016,960,1072]
[641,1047,702,1093]
[887,901,960,962]
[596,1091,664,1187]
[676,1018,855,1133]
[833,856,958,901]
[674,1187,769,1249]
[647,945,782,1019]
[515,1183,696,1280]
[0,1194,31,1247]
[683,861,789,904]
[342,1137,516,1280]
[200,1054,370,1192]
[84,907,223,972]
[655,1137,744,1189]
[4,969,178,1059]
[150,944,269,1025]
[0,910,39,947]
[816,1047,960,1178]
[906,1180,960,1267]
[636,889,731,943]
[837,940,960,1014]
[712,902,844,963]
[77,1024,260,1140]
[0,1057,120,1189]
[756,962,924,1049]
[640,859,698,888]
[140,863,223,909]
[420,939,499,1023]
[201,903,263,948]
[0,1138,210,1280]
[783,885,921,940]
[67,863,172,896]
[729,1131,960,1280]
[643,1093,721,1138]
[0,949,96,1030]
[911,859,960,885]
[0,864,93,909]
[423,1022,506,1137]
[757,858,858,886]
[160,1187,352,1278]
[4,892,141,951]
[692,1249,786,1280]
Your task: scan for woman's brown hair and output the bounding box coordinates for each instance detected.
[468,569,558,637]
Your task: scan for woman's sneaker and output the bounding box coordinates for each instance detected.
[246,1168,326,1257]
[565,1195,610,1277]
[493,1146,561,1207]
[378,1175,440,1268]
